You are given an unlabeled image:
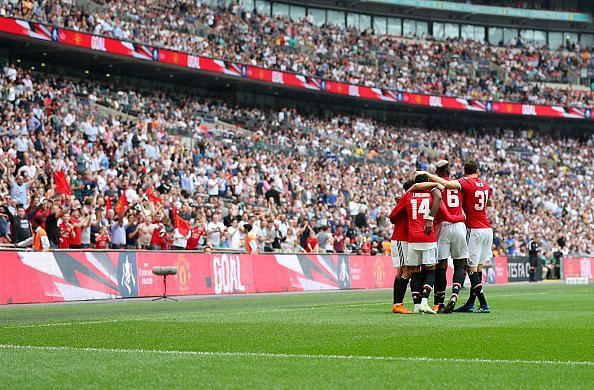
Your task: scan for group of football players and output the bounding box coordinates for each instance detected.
[389,160,492,314]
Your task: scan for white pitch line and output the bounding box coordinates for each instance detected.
[0,344,591,367]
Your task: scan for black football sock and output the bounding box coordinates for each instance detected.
[410,272,422,305]
[434,266,447,305]
[467,272,482,306]
[422,269,435,300]
[393,275,399,304]
[451,262,465,301]
[395,276,409,305]
[474,271,487,306]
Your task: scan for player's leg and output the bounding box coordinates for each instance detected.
[474,230,493,313]
[418,248,437,314]
[391,241,402,307]
[407,248,423,313]
[392,242,412,314]
[433,259,448,312]
[444,223,470,313]
[444,258,467,313]
[454,229,480,312]
[434,224,450,311]
[410,269,423,314]
[392,266,401,305]
[473,263,490,313]
[393,266,413,314]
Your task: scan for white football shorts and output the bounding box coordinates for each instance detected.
[466,228,493,267]
[437,222,469,260]
[407,242,438,266]
[391,240,408,268]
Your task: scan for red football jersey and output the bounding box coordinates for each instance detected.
[186,227,205,250]
[389,199,408,241]
[58,222,74,249]
[436,177,466,224]
[95,234,109,249]
[70,217,82,246]
[391,191,438,244]
[457,176,491,229]
[150,224,165,248]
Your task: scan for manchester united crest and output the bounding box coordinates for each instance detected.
[373,258,384,286]
[175,253,190,293]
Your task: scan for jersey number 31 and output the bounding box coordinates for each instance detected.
[474,190,489,210]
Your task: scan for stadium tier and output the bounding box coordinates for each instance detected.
[0,0,593,110]
[0,63,592,257]
[1,2,594,387]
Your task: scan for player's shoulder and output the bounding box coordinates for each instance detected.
[411,190,432,197]
[399,192,413,201]
[476,177,490,188]
[459,176,489,187]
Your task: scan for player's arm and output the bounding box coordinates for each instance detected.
[437,200,463,223]
[388,196,408,223]
[416,171,461,190]
[406,182,445,193]
[429,188,442,218]
[425,188,442,234]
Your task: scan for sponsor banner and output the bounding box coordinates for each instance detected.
[60,30,157,61]
[507,256,542,282]
[482,256,508,284]
[0,16,591,121]
[563,257,594,280]
[0,251,122,304]
[0,251,396,305]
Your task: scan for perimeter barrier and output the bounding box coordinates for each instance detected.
[0,250,590,304]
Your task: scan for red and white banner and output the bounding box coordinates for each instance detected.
[0,251,398,305]
[487,256,508,284]
[0,16,591,121]
[563,257,594,280]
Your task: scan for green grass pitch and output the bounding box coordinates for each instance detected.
[0,283,593,388]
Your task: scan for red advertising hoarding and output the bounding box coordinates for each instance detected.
[483,256,508,284]
[0,251,398,305]
[0,16,591,121]
[563,257,594,280]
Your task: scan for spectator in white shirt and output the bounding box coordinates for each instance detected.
[171,227,191,250]
[206,213,225,247]
[207,173,219,196]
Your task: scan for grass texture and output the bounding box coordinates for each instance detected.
[0,283,592,388]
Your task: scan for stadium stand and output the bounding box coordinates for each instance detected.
[0,63,592,257]
[2,0,593,108]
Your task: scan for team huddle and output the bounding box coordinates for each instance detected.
[389,160,492,314]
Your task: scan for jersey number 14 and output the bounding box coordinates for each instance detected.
[411,198,431,220]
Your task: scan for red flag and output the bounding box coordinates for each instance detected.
[115,193,128,217]
[174,214,191,236]
[53,171,72,195]
[145,184,161,204]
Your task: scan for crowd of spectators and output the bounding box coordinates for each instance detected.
[2,0,593,108]
[0,63,593,258]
